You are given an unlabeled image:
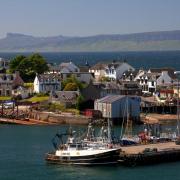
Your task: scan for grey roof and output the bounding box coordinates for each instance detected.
[123,70,138,77]
[0,74,14,81]
[149,68,176,79]
[140,73,159,81]
[96,95,125,103]
[90,62,124,70]
[54,91,79,103]
[37,74,61,82]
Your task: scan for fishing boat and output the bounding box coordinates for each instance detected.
[45,123,121,165]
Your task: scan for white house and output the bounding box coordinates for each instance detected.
[89,61,134,81]
[34,74,61,93]
[12,86,30,99]
[134,68,176,94]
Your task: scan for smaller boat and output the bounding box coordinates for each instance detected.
[45,126,121,165]
[120,97,140,146]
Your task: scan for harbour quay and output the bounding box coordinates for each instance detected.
[119,142,180,166]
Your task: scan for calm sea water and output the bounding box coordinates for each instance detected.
[0,51,180,70]
[0,124,180,180]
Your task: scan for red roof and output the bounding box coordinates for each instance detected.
[160,89,174,94]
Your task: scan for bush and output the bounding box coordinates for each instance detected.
[49,103,65,112]
[36,92,49,97]
[64,83,78,91]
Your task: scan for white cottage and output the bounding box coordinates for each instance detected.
[89,61,134,81]
[34,74,61,93]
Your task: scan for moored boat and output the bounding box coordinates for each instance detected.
[45,122,121,165]
[45,135,120,165]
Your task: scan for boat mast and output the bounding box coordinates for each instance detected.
[108,112,111,144]
[175,71,180,137]
[124,96,132,138]
[178,77,180,137]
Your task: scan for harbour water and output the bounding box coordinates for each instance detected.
[1,125,180,180]
[0,51,180,70]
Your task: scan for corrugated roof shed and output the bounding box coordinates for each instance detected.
[96,95,125,103]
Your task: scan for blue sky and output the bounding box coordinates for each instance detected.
[0,0,180,38]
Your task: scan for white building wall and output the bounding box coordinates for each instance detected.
[33,76,40,93]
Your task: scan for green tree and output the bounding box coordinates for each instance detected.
[62,75,84,90]
[64,83,78,91]
[29,53,49,74]
[9,53,49,82]
[9,55,26,73]
[76,95,84,110]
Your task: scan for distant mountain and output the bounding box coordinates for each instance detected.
[1,30,180,52]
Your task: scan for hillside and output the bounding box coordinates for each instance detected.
[0,30,180,52]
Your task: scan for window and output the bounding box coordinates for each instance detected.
[152,81,154,86]
[3,75,7,80]
[6,90,10,96]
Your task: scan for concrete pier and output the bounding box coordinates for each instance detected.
[119,142,180,166]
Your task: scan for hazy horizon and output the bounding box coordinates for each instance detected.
[0,0,180,38]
